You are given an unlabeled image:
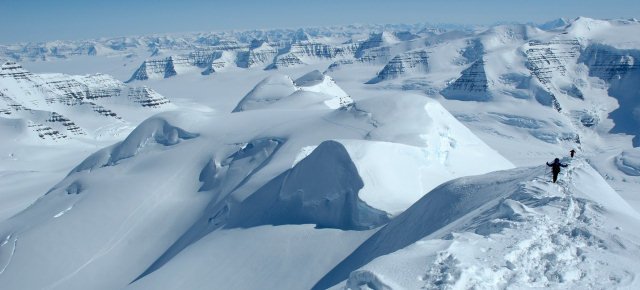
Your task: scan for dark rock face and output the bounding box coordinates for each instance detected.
[522,38,582,110]
[525,39,580,85]
[368,50,429,83]
[124,31,396,79]
[441,59,491,101]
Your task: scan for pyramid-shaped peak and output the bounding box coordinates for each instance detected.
[440,58,491,101]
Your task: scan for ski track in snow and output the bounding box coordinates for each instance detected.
[0,235,17,276]
[53,205,74,218]
[43,141,206,290]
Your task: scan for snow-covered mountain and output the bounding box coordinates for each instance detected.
[0,60,173,141]
[232,70,353,112]
[2,17,640,290]
[0,60,175,224]
[0,75,513,289]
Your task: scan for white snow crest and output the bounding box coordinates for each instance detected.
[320,158,640,289]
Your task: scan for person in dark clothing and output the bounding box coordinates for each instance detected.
[546,158,568,183]
[570,149,576,158]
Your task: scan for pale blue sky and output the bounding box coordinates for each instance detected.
[0,0,638,44]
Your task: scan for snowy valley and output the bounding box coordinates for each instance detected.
[1,17,640,289]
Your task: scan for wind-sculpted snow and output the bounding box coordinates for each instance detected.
[227,140,389,230]
[233,71,353,112]
[71,117,198,172]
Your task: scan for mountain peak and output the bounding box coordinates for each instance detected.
[538,18,570,30]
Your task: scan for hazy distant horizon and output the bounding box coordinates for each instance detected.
[1,0,638,44]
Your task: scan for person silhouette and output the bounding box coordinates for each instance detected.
[546,158,568,183]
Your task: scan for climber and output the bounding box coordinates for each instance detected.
[546,158,568,183]
[570,149,576,158]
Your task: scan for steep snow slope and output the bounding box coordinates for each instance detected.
[317,158,640,289]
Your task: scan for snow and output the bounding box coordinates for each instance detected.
[320,159,640,289]
[233,70,353,112]
[227,140,390,230]
[2,16,640,290]
[232,74,298,112]
[128,225,374,290]
[615,148,640,176]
